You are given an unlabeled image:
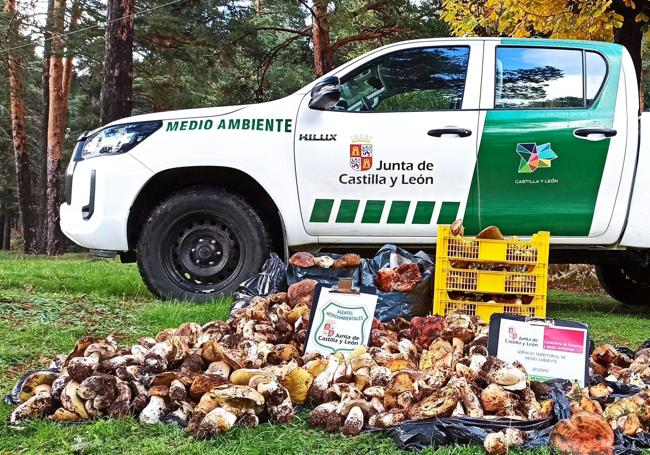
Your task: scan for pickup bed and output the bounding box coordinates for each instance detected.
[61,37,650,305]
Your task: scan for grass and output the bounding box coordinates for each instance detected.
[0,252,648,455]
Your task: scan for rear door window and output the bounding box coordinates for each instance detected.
[586,51,608,105]
[495,47,609,109]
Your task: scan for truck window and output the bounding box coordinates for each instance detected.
[495,47,584,109]
[586,51,607,105]
[337,46,469,112]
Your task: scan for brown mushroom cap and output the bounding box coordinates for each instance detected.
[200,340,243,369]
[151,371,180,387]
[268,344,301,365]
[441,326,475,344]
[148,385,170,397]
[84,340,117,360]
[289,252,316,267]
[450,219,465,236]
[189,374,229,399]
[18,370,58,403]
[476,226,505,240]
[64,336,103,366]
[550,411,615,455]
[174,322,202,345]
[209,384,265,414]
[49,407,81,422]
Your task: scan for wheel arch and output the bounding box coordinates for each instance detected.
[126,166,287,259]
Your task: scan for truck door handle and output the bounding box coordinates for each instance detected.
[574,127,617,138]
[428,128,472,138]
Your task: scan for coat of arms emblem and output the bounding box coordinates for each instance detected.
[350,135,372,171]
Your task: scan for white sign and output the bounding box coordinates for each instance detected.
[304,286,377,357]
[491,317,589,386]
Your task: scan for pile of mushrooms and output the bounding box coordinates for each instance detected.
[590,343,650,387]
[7,277,649,454]
[546,385,649,455]
[309,313,554,437]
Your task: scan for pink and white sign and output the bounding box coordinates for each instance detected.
[494,318,589,386]
[543,326,586,354]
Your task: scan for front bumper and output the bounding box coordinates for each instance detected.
[60,154,154,251]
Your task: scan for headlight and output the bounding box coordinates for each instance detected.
[81,120,162,159]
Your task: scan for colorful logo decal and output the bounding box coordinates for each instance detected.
[322,321,336,337]
[350,135,372,171]
[516,143,557,173]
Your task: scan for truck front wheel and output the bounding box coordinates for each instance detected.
[137,187,271,302]
[595,264,650,306]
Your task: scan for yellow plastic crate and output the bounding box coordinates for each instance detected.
[434,225,550,320]
[434,292,547,320]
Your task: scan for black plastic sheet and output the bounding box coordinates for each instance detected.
[230,253,287,315]
[283,245,434,322]
[382,381,566,451]
[382,416,555,451]
[286,252,362,287]
[360,244,434,322]
[614,430,650,455]
[4,368,59,405]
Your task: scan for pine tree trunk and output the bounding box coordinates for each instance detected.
[100,0,134,125]
[311,0,331,77]
[46,0,65,256]
[612,0,645,110]
[4,0,36,254]
[37,0,54,254]
[0,206,4,250]
[2,212,10,250]
[61,0,80,132]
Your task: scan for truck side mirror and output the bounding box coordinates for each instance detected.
[308,76,341,111]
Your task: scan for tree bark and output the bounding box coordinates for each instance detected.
[611,0,646,110]
[311,0,331,77]
[2,212,10,250]
[46,0,66,256]
[37,0,54,254]
[100,0,135,125]
[0,206,4,250]
[4,0,37,254]
[60,0,80,134]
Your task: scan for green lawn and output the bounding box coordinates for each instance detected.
[0,253,648,455]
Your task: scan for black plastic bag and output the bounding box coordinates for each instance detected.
[286,252,361,287]
[380,381,572,451]
[614,430,650,455]
[382,416,555,451]
[4,368,59,405]
[361,244,435,322]
[229,253,287,315]
[287,245,434,322]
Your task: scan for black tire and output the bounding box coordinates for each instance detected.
[596,264,650,306]
[137,187,271,302]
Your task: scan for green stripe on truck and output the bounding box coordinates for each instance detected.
[387,201,410,224]
[361,200,385,223]
[412,201,436,224]
[336,200,360,223]
[309,199,334,222]
[309,199,463,225]
[438,202,460,224]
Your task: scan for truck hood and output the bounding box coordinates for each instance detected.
[104,104,250,127]
[101,94,304,129]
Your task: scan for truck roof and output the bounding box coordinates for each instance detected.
[377,36,623,49]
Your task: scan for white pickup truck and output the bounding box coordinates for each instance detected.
[61,37,650,306]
